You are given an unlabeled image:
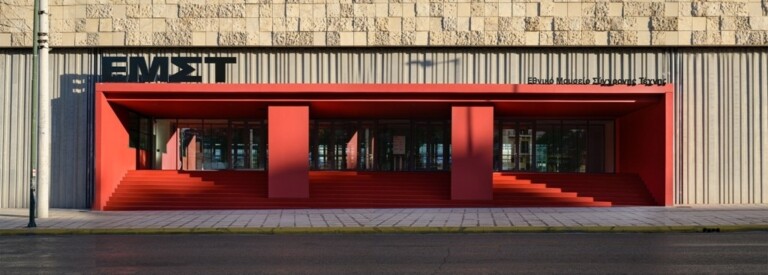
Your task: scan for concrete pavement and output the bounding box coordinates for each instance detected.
[2,206,768,234]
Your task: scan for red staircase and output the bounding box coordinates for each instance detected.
[498,173,658,206]
[492,174,612,207]
[103,170,268,210]
[104,170,653,210]
[308,171,452,208]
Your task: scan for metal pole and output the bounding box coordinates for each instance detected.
[27,0,40,228]
[37,0,51,218]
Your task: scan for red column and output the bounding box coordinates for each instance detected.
[268,106,309,198]
[451,106,494,200]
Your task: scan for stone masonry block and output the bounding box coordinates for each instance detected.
[691,2,720,17]
[485,3,499,17]
[623,2,660,17]
[87,5,112,18]
[165,19,191,32]
[592,17,611,31]
[428,31,443,45]
[553,31,581,45]
[610,17,637,31]
[470,31,484,45]
[217,32,248,46]
[218,4,246,18]
[594,2,609,18]
[485,18,498,32]
[651,31,665,45]
[113,18,139,32]
[50,19,82,33]
[326,31,340,46]
[581,31,595,45]
[470,3,483,17]
[539,32,553,46]
[352,18,372,32]
[498,17,524,32]
[179,4,218,18]
[258,4,272,18]
[524,17,541,32]
[387,3,401,17]
[99,19,112,32]
[691,31,721,45]
[720,3,747,17]
[153,31,192,46]
[440,31,457,45]
[86,33,99,46]
[443,3,456,18]
[470,17,484,31]
[401,31,415,45]
[430,3,443,17]
[553,17,581,31]
[402,18,415,32]
[752,17,768,31]
[340,4,353,18]
[483,32,497,45]
[374,18,389,32]
[11,32,32,47]
[300,18,326,32]
[443,17,457,31]
[127,5,151,18]
[498,31,524,45]
[372,31,394,46]
[416,3,429,17]
[651,17,678,31]
[126,32,152,46]
[327,18,353,32]
[608,31,638,45]
[705,17,718,31]
[735,31,768,45]
[272,32,312,46]
[581,18,596,31]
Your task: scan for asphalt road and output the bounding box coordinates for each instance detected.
[1,233,767,274]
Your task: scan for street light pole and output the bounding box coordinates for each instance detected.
[37,0,51,219]
[27,0,40,228]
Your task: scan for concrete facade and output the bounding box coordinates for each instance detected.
[1,0,768,47]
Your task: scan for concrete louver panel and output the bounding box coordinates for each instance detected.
[0,48,766,208]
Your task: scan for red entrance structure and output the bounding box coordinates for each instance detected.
[95,83,673,210]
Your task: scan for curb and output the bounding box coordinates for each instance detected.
[1,225,767,236]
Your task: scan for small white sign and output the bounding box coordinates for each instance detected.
[392,136,406,155]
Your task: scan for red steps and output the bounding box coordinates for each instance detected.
[105,170,653,210]
[494,173,657,206]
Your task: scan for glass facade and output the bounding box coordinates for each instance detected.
[136,117,613,173]
[494,120,614,173]
[309,120,451,171]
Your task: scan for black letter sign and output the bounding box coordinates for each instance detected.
[101,57,128,82]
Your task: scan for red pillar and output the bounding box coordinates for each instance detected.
[451,106,494,200]
[268,106,309,198]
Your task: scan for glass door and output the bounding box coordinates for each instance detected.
[178,119,266,171]
[376,121,410,171]
[413,121,449,171]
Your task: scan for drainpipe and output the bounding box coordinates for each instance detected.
[36,0,51,218]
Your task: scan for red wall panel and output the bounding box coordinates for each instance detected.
[451,106,494,200]
[268,106,310,198]
[94,92,136,210]
[617,91,673,206]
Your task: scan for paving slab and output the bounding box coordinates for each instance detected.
[1,206,768,234]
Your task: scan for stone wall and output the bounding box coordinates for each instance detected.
[1,0,768,47]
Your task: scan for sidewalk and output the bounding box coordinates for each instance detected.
[2,206,768,234]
